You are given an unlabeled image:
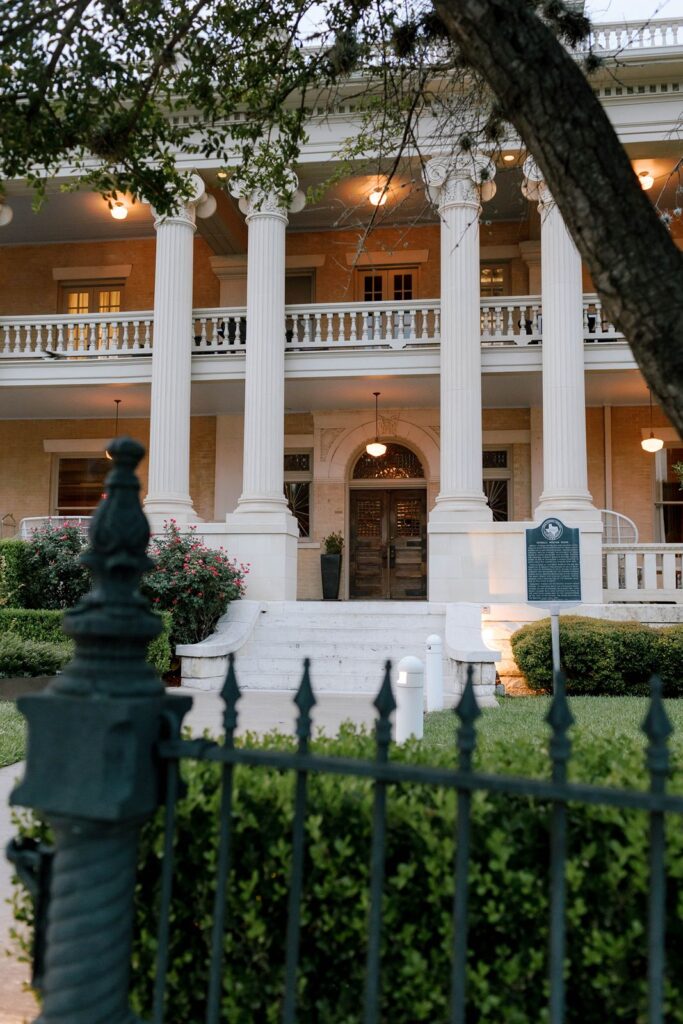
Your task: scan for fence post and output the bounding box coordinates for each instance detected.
[8,437,191,1024]
[395,655,424,743]
[425,634,443,712]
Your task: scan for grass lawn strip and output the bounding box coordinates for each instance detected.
[0,700,26,768]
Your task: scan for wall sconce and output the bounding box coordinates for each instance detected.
[106,399,122,459]
[638,170,654,191]
[641,388,663,452]
[366,392,387,458]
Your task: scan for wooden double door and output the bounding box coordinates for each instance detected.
[349,489,427,600]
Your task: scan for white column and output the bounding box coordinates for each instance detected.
[224,177,305,600]
[144,174,216,525]
[423,154,495,521]
[522,159,597,520]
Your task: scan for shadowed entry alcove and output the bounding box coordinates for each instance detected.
[349,444,427,599]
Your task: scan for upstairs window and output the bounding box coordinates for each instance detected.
[480,263,510,297]
[61,283,123,315]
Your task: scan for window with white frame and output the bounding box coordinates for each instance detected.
[284,452,312,538]
[54,455,109,515]
[654,446,683,543]
[483,448,512,521]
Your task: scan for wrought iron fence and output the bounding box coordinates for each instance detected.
[150,655,682,1024]
[7,438,683,1024]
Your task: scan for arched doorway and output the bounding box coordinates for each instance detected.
[349,443,427,599]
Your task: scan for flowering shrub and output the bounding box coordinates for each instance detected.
[141,521,247,647]
[21,522,90,611]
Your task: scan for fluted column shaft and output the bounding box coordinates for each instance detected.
[144,204,197,523]
[424,156,495,520]
[523,159,596,517]
[238,202,290,513]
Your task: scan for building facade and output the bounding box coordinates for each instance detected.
[1,19,682,618]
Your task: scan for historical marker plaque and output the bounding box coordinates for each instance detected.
[526,517,581,603]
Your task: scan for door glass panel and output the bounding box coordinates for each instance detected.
[392,273,413,301]
[394,497,422,536]
[284,481,310,538]
[66,291,89,315]
[363,275,383,302]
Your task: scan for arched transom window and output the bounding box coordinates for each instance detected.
[352,443,425,480]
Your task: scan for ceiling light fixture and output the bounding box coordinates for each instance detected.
[641,388,664,453]
[502,153,515,163]
[638,170,654,191]
[369,185,387,207]
[216,169,229,180]
[0,202,13,227]
[366,392,387,458]
[106,399,122,460]
[110,200,128,220]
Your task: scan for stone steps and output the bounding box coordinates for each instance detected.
[186,600,452,693]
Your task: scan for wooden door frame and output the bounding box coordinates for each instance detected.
[346,479,428,600]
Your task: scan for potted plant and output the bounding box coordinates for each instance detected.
[320,532,344,600]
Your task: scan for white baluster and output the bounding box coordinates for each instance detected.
[289,313,299,347]
[606,552,619,591]
[349,311,357,345]
[326,312,334,345]
[408,308,416,342]
[434,307,440,341]
[662,550,676,591]
[624,551,639,592]
[66,323,75,353]
[373,310,381,342]
[314,312,322,344]
[13,324,21,354]
[2,323,10,353]
[361,310,368,343]
[144,320,152,350]
[643,552,658,590]
[200,317,208,348]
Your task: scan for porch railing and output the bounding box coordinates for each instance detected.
[603,544,683,603]
[0,294,624,360]
[586,17,683,52]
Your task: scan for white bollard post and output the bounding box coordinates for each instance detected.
[395,656,424,743]
[425,634,444,712]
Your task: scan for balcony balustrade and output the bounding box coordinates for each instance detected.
[0,294,625,361]
[603,544,683,603]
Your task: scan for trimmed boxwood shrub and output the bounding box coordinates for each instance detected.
[0,539,31,608]
[12,728,683,1023]
[0,634,71,678]
[511,616,682,696]
[0,608,173,676]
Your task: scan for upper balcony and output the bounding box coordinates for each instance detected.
[0,294,634,385]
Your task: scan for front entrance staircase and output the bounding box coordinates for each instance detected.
[178,600,499,706]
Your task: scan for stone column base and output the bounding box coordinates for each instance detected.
[428,519,603,604]
[224,510,299,600]
[143,497,199,531]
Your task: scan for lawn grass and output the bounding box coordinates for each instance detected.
[0,700,26,768]
[424,695,683,769]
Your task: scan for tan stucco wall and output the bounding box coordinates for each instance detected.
[0,416,216,525]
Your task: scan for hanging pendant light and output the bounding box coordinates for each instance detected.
[105,399,122,459]
[641,388,664,453]
[366,392,387,458]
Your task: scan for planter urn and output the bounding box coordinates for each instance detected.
[320,553,342,600]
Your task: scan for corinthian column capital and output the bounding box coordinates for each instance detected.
[230,171,306,223]
[423,152,496,212]
[151,172,217,229]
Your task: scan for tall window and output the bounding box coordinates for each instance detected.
[356,268,417,302]
[483,448,512,521]
[61,284,123,315]
[655,447,683,543]
[284,452,312,538]
[55,456,109,515]
[480,263,510,297]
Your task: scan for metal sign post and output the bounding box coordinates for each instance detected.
[526,518,582,694]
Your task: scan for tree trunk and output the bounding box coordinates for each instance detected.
[434,0,683,435]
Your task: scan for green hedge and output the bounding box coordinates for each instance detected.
[0,608,172,676]
[0,634,71,678]
[511,616,683,696]
[0,539,30,608]
[12,729,683,1023]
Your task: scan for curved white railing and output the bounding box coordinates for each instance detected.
[0,294,624,359]
[603,544,683,603]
